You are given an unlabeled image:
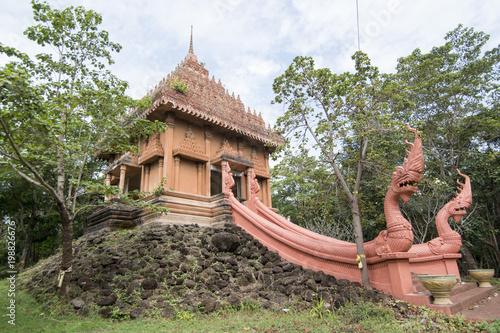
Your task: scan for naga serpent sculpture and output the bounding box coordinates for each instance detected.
[226,123,428,261]
[224,123,471,292]
[367,123,424,256]
[408,170,471,256]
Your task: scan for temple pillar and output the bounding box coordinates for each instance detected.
[380,253,416,299]
[158,157,164,185]
[197,162,204,195]
[241,171,247,200]
[144,164,151,192]
[260,179,266,204]
[266,179,272,207]
[119,165,127,194]
[261,179,268,206]
[140,165,145,192]
[104,174,111,200]
[246,167,253,201]
[264,150,272,207]
[164,112,175,189]
[174,156,181,191]
[221,160,228,194]
[204,125,211,196]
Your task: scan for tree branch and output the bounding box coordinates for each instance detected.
[0,115,62,203]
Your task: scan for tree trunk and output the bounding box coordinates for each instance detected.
[460,245,477,272]
[485,241,500,266]
[57,201,73,297]
[351,198,371,289]
[19,234,31,272]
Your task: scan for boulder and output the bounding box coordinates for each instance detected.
[212,233,241,252]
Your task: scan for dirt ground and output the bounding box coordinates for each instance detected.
[459,289,500,321]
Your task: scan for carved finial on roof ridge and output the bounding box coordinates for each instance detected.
[253,110,257,116]
[189,25,194,54]
[247,107,251,113]
[258,112,262,119]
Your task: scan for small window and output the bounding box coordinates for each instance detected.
[232,175,242,199]
[210,170,222,196]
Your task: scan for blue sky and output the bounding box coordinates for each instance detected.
[2,1,500,127]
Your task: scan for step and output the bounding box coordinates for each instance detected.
[448,286,497,313]
[403,286,497,315]
[450,282,479,296]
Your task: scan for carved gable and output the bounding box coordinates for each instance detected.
[139,133,164,165]
[173,126,209,162]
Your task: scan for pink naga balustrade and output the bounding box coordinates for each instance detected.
[222,124,471,301]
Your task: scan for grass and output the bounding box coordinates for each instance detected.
[2,279,500,333]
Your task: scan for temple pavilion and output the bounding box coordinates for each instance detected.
[85,32,284,233]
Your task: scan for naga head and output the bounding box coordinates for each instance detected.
[391,123,424,203]
[448,169,472,222]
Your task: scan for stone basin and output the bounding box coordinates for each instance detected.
[418,275,457,305]
[469,269,495,288]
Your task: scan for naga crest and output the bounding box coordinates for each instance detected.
[448,169,472,222]
[249,169,260,199]
[391,123,424,203]
[223,162,235,195]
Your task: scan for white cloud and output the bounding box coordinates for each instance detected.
[2,0,500,127]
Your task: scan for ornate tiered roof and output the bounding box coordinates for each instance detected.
[132,32,284,148]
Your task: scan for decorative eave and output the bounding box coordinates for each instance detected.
[211,138,253,169]
[105,153,140,176]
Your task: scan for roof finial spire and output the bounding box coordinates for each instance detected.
[189,25,194,54]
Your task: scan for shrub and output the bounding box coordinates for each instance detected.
[170,75,190,94]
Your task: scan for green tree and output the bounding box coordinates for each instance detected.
[0,170,60,273]
[396,24,500,177]
[0,1,165,296]
[272,51,406,288]
[395,25,500,272]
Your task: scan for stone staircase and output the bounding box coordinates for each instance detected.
[403,272,497,315]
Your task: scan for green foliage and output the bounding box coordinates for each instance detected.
[272,52,408,286]
[271,148,354,241]
[271,25,500,274]
[151,177,168,196]
[0,170,62,273]
[395,25,500,272]
[175,309,195,321]
[170,75,190,94]
[3,277,500,333]
[396,24,500,177]
[0,0,167,292]
[0,0,166,211]
[110,307,127,321]
[309,297,331,318]
[237,299,261,311]
[272,51,407,208]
